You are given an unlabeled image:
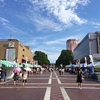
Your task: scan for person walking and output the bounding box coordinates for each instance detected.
[22,69,28,86]
[0,67,2,83]
[76,69,83,89]
[2,67,6,82]
[13,72,19,85]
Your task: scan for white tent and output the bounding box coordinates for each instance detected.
[87,62,100,67]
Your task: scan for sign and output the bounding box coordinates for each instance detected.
[9,42,14,47]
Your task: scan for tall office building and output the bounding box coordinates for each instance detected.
[74,31,100,62]
[66,39,78,52]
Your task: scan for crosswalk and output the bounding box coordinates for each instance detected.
[0,71,100,100]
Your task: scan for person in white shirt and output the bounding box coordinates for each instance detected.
[22,69,28,86]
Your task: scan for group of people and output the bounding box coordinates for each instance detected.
[58,64,65,76]
[13,67,28,86]
[58,64,84,89]
[1,64,84,89]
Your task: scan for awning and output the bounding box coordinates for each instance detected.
[33,64,41,68]
[0,60,13,67]
[0,60,22,67]
[22,63,33,67]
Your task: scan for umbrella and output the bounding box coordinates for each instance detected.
[13,67,22,73]
[24,67,32,71]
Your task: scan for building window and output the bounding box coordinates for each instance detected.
[22,55,24,57]
[23,49,25,51]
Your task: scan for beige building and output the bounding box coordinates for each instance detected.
[0,39,33,63]
[66,39,78,52]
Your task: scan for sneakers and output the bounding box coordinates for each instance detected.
[80,87,82,89]
[78,86,82,89]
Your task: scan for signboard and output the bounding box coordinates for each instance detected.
[9,42,14,47]
[6,48,16,61]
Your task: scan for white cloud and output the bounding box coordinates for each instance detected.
[28,0,89,30]
[91,22,100,26]
[13,0,89,32]
[45,39,65,45]
[0,17,29,35]
[44,34,83,45]
[0,17,9,23]
[0,0,4,2]
[33,17,63,31]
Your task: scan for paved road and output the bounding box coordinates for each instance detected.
[0,71,100,100]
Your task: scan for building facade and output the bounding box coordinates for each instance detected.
[66,39,78,52]
[0,39,33,63]
[74,31,100,62]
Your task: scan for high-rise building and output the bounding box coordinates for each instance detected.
[74,31,100,62]
[66,39,78,52]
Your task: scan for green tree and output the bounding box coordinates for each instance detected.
[33,51,50,65]
[55,50,74,66]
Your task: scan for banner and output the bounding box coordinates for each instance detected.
[89,55,94,66]
[84,57,87,67]
[9,42,14,47]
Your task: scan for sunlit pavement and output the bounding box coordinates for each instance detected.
[0,71,100,100]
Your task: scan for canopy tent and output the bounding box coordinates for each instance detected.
[0,60,22,67]
[0,60,13,67]
[22,63,33,67]
[33,64,41,68]
[66,63,88,68]
[21,63,42,68]
[93,62,100,69]
[87,62,100,67]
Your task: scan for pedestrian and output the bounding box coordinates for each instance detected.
[2,68,6,82]
[13,72,19,85]
[76,69,83,89]
[22,69,28,86]
[0,67,2,82]
[19,70,22,81]
[61,68,64,76]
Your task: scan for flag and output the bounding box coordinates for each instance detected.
[89,55,94,66]
[84,57,87,67]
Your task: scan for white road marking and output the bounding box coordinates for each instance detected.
[4,83,49,85]
[48,79,52,84]
[54,71,61,84]
[61,83,100,86]
[0,86,50,88]
[60,87,70,100]
[44,87,51,100]
[28,77,57,79]
[48,72,52,84]
[63,86,100,89]
[57,78,61,84]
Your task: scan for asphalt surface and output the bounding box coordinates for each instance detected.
[0,70,100,100]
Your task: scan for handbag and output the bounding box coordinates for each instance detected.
[82,77,84,80]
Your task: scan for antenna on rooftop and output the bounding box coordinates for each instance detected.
[10,28,12,40]
[10,33,12,39]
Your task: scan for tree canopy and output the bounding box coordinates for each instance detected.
[33,51,50,65]
[55,50,74,66]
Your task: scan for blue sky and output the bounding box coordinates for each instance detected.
[0,0,100,63]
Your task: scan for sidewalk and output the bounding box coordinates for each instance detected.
[0,71,100,100]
